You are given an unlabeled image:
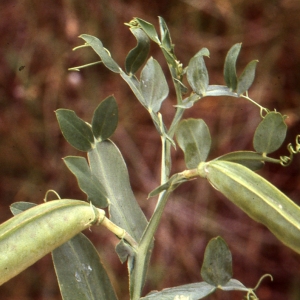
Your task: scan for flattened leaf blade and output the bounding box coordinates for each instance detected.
[125,28,150,74]
[140,57,169,112]
[56,109,94,152]
[63,156,108,208]
[237,60,258,96]
[10,202,37,215]
[187,51,209,96]
[140,282,216,300]
[224,43,241,91]
[253,112,287,154]
[80,34,120,73]
[52,233,118,300]
[135,18,160,44]
[87,140,148,242]
[92,95,118,141]
[201,236,233,286]
[176,118,211,169]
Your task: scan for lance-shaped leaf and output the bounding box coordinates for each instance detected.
[64,156,108,208]
[140,282,216,299]
[56,109,94,152]
[224,43,241,91]
[198,160,300,255]
[87,140,148,242]
[253,112,287,154]
[187,49,209,96]
[135,18,160,44]
[79,34,120,73]
[92,95,118,142]
[214,151,266,170]
[52,233,118,300]
[158,16,173,52]
[125,28,150,74]
[176,118,211,169]
[140,57,169,112]
[237,60,258,95]
[201,237,233,286]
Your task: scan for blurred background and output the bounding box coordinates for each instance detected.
[1,0,300,299]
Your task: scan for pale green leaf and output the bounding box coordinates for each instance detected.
[176,118,211,169]
[158,17,173,52]
[79,34,120,73]
[92,95,118,141]
[125,28,150,74]
[224,43,241,91]
[187,50,209,96]
[87,140,148,242]
[237,60,258,95]
[52,233,118,300]
[135,18,160,44]
[140,282,216,299]
[56,109,94,152]
[201,237,233,286]
[10,202,36,215]
[253,112,287,154]
[63,156,108,208]
[140,57,169,112]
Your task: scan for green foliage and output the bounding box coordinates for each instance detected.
[1,16,300,300]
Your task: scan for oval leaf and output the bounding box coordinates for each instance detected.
[135,18,160,44]
[10,202,36,215]
[223,43,241,91]
[64,156,108,208]
[125,28,150,74]
[187,50,209,96]
[140,282,216,300]
[201,236,233,286]
[253,112,287,154]
[56,109,94,152]
[198,160,300,255]
[52,233,118,300]
[92,95,118,141]
[140,57,169,113]
[87,140,148,242]
[79,34,120,73]
[176,118,211,169]
[237,60,258,95]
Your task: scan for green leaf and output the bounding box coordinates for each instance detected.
[237,60,258,95]
[10,202,36,215]
[79,34,120,73]
[218,279,248,292]
[125,28,150,74]
[140,57,169,112]
[201,236,233,286]
[52,233,118,300]
[224,43,241,91]
[176,118,211,169]
[135,18,160,44]
[120,72,146,106]
[158,16,173,52]
[214,151,265,170]
[92,95,118,141]
[63,156,108,208]
[205,85,237,97]
[140,282,216,299]
[199,161,300,255]
[253,112,287,154]
[187,49,209,96]
[87,140,148,242]
[56,109,94,152]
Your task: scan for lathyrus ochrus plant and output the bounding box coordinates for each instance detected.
[1,17,300,300]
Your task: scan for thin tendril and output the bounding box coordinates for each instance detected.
[280,135,300,166]
[44,190,61,202]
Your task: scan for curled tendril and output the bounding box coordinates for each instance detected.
[44,189,61,202]
[280,134,300,166]
[244,274,273,300]
[259,107,270,118]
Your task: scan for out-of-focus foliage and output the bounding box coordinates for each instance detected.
[1,1,300,299]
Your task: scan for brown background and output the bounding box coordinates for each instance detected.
[1,0,300,299]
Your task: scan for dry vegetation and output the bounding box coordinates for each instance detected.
[0,0,300,299]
